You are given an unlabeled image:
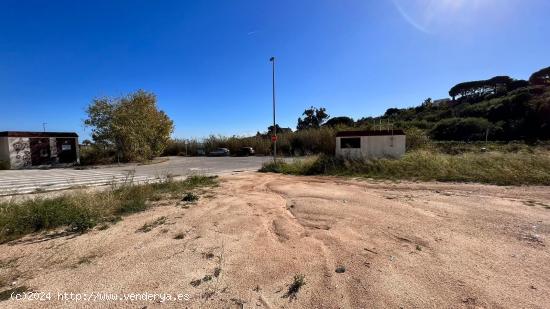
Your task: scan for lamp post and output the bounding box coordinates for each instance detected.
[270,56,277,162]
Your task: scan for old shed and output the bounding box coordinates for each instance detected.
[335,130,406,160]
[0,131,80,169]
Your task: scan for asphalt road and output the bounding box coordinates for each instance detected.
[0,156,277,196]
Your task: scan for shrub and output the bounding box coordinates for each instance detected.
[405,128,430,150]
[430,117,494,141]
[0,197,99,240]
[79,145,116,165]
[84,90,174,162]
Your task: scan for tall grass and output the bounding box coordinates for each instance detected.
[163,127,338,156]
[260,151,550,185]
[0,175,217,243]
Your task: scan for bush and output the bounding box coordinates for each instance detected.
[430,117,494,141]
[84,90,174,162]
[405,128,430,150]
[79,145,116,165]
[0,197,99,240]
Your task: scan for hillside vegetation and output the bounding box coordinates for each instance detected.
[164,66,550,157]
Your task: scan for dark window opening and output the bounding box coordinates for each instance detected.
[341,137,360,148]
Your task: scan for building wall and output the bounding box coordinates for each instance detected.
[335,137,362,159]
[0,137,10,165]
[8,137,32,169]
[1,136,80,169]
[75,137,80,164]
[336,135,406,160]
[362,135,406,159]
[50,137,58,163]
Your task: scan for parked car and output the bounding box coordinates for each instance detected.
[208,148,230,156]
[237,147,255,156]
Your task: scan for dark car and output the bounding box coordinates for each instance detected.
[208,148,230,156]
[237,147,255,156]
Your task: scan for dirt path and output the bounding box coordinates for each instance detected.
[1,172,549,308]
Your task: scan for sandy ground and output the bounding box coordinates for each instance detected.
[1,172,549,308]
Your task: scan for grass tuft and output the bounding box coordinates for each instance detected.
[182,192,199,202]
[284,274,306,300]
[261,151,550,186]
[0,176,217,243]
[136,216,167,233]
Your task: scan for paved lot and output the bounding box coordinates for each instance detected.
[0,156,275,195]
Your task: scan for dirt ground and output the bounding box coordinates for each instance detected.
[1,172,549,308]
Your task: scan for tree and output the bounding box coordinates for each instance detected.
[324,116,354,127]
[268,124,292,134]
[449,76,514,100]
[429,117,494,141]
[422,98,433,107]
[529,66,550,85]
[384,108,400,118]
[297,107,329,130]
[84,90,174,162]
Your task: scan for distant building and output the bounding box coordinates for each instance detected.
[335,130,406,160]
[0,131,79,169]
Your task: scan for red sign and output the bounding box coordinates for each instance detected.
[271,135,278,142]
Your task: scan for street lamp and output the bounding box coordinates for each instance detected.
[270,56,277,162]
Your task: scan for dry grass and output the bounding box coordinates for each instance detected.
[261,150,550,185]
[0,176,217,243]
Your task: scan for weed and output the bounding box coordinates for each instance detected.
[97,223,110,231]
[416,245,422,251]
[190,279,202,287]
[202,275,212,282]
[76,254,98,266]
[202,252,215,259]
[136,217,167,233]
[213,267,221,278]
[174,232,186,239]
[284,274,306,300]
[182,192,199,202]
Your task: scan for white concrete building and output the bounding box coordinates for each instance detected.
[0,131,79,169]
[335,130,406,160]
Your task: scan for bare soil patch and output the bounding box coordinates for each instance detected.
[1,172,549,308]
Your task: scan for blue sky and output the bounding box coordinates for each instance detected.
[1,0,548,139]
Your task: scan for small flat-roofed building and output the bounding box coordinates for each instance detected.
[0,131,79,169]
[335,130,406,160]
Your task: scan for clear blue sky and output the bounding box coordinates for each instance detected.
[1,0,548,139]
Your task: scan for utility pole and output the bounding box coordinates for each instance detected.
[270,56,277,162]
[42,122,47,132]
